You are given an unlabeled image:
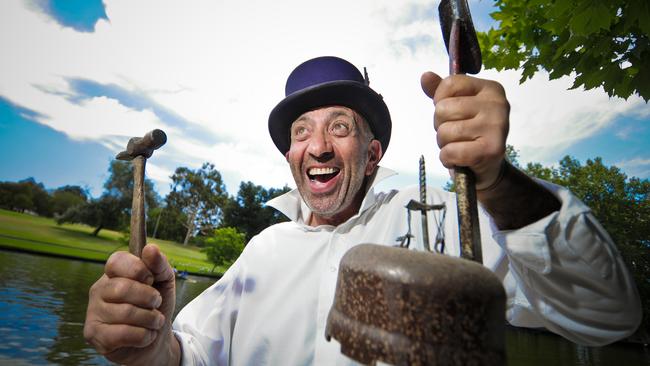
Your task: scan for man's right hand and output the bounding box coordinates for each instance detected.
[84,244,181,365]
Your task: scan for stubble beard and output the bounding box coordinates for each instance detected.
[292,159,367,219]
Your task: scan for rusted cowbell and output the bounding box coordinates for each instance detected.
[325,244,506,365]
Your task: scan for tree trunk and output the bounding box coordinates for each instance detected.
[92,224,103,237]
[182,210,197,246]
[152,208,163,239]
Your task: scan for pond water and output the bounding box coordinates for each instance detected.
[0,249,648,365]
[0,249,215,365]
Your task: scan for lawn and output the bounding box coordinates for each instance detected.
[0,209,223,277]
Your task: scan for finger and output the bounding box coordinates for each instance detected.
[439,140,487,169]
[420,71,443,100]
[433,96,480,130]
[433,74,483,105]
[88,323,157,355]
[101,277,163,309]
[142,244,175,285]
[105,251,154,285]
[99,302,166,330]
[435,119,480,149]
[141,244,176,318]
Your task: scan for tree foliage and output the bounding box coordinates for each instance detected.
[203,227,245,271]
[57,160,159,236]
[104,159,159,211]
[147,204,188,243]
[51,185,88,216]
[221,182,290,242]
[57,195,124,236]
[478,0,650,101]
[166,163,228,245]
[0,178,52,216]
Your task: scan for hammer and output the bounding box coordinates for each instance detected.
[116,129,167,257]
[438,0,483,263]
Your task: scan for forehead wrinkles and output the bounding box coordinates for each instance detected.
[291,107,370,135]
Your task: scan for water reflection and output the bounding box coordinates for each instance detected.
[0,249,215,365]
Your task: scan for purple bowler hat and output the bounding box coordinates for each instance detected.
[268,56,391,155]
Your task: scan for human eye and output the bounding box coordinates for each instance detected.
[291,123,310,141]
[329,120,351,137]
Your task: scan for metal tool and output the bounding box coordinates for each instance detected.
[116,129,167,257]
[418,155,431,251]
[325,244,506,365]
[438,0,483,263]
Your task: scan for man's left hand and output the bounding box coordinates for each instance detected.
[420,71,509,190]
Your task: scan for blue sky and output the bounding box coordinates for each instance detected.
[0,0,648,198]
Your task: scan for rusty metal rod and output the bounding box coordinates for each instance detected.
[449,18,482,263]
[419,155,432,251]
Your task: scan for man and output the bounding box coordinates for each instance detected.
[83,56,641,365]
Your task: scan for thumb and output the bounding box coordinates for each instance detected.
[420,71,443,100]
[142,243,175,317]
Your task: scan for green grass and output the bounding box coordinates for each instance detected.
[0,209,223,277]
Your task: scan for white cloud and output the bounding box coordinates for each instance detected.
[1,0,647,195]
[494,70,648,166]
[615,157,650,178]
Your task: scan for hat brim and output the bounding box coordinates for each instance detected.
[268,81,391,155]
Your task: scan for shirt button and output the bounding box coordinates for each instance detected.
[330,266,337,273]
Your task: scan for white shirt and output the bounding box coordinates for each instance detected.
[172,167,641,366]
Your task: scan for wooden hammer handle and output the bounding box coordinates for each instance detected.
[129,156,147,257]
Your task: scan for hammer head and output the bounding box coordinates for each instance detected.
[438,0,482,75]
[116,129,167,161]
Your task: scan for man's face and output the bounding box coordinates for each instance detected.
[285,106,382,223]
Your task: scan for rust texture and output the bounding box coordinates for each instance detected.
[419,156,431,251]
[439,0,484,264]
[453,167,482,263]
[326,244,505,366]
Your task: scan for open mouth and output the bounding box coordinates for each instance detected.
[307,167,340,183]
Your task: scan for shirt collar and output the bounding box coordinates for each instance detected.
[266,166,397,226]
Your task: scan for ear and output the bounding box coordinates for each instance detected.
[364,139,383,176]
[285,151,290,162]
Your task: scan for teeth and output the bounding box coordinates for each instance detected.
[308,167,339,176]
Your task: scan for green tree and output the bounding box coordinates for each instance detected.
[478,0,650,101]
[166,163,228,245]
[104,160,159,211]
[57,195,124,236]
[57,160,159,236]
[0,181,33,212]
[221,182,291,242]
[203,227,245,271]
[146,205,187,243]
[51,185,87,216]
[0,178,52,216]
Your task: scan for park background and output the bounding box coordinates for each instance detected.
[0,0,648,365]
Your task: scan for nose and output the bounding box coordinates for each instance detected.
[307,130,334,161]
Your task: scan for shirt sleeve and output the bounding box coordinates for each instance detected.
[172,253,249,366]
[486,179,642,346]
